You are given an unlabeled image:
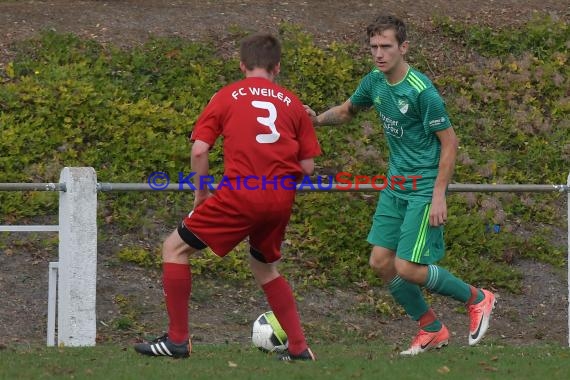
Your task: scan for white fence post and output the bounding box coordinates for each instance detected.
[47,262,59,347]
[57,167,97,347]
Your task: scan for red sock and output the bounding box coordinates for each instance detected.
[163,263,191,344]
[418,308,437,329]
[262,276,307,355]
[466,286,479,305]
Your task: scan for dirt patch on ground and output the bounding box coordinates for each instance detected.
[0,0,569,350]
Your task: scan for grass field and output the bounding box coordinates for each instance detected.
[1,342,569,379]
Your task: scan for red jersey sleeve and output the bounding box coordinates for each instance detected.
[296,106,322,161]
[189,92,223,146]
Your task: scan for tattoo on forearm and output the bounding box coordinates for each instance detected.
[319,111,345,125]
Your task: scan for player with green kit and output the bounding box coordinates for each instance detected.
[305,14,496,355]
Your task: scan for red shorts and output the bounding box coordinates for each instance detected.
[182,188,295,263]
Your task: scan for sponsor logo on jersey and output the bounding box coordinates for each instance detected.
[428,117,446,127]
[380,113,403,138]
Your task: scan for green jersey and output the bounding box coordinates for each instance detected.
[350,66,452,200]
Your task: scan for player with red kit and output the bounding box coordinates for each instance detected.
[134,32,321,361]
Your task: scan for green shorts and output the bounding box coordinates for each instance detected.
[366,191,445,264]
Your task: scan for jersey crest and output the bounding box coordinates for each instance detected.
[397,98,409,114]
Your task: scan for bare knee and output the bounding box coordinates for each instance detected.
[394,258,428,285]
[162,229,196,264]
[369,247,396,282]
[249,256,279,286]
[162,237,177,261]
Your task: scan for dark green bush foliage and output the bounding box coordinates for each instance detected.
[434,14,568,59]
[1,17,567,291]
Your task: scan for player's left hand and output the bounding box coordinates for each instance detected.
[429,195,447,227]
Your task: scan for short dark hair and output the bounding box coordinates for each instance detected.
[240,33,281,72]
[366,14,407,45]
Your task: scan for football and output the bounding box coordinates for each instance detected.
[251,311,288,353]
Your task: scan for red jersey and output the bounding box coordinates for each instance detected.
[190,77,321,181]
[185,76,320,260]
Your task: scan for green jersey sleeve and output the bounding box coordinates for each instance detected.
[418,86,452,134]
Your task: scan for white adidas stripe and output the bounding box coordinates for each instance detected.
[150,342,173,356]
[160,342,173,356]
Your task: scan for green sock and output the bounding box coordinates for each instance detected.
[388,275,429,321]
[424,265,483,303]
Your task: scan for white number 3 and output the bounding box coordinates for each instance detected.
[252,100,280,144]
